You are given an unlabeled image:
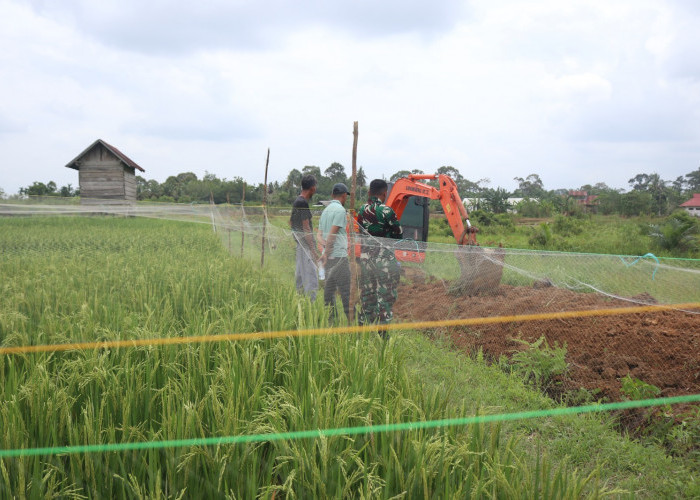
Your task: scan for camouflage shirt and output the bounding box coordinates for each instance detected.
[357,197,402,258]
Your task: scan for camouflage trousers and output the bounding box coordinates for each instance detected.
[357,253,401,325]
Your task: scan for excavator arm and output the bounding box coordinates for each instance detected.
[353,172,502,294]
[386,174,478,246]
[351,172,502,295]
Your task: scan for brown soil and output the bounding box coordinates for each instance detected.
[394,277,700,402]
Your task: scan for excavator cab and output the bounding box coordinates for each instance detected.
[386,182,430,242]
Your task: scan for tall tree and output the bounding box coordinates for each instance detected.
[59,184,77,197]
[436,166,464,183]
[301,165,322,179]
[482,187,511,214]
[20,181,57,196]
[390,170,413,182]
[356,166,367,187]
[284,169,303,191]
[513,174,545,198]
[620,191,654,216]
[628,173,654,191]
[629,172,669,216]
[685,167,700,192]
[324,162,347,183]
[176,172,198,183]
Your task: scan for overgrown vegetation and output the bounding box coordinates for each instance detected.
[648,210,700,254]
[617,375,700,477]
[431,212,699,258]
[507,336,569,394]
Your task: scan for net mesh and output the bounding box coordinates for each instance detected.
[2,198,699,403]
[1,198,699,497]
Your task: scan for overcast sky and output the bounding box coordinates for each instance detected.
[1,0,699,196]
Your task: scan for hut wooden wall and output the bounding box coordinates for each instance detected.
[77,143,137,205]
[124,169,136,200]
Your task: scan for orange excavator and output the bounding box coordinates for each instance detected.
[355,173,504,295]
[384,173,478,263]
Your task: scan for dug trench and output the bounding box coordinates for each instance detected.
[393,275,700,431]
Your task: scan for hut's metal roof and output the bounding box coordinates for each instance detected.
[65,139,145,172]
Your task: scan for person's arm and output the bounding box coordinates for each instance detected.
[301,218,320,260]
[385,207,403,239]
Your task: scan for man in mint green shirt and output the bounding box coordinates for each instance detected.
[318,183,351,322]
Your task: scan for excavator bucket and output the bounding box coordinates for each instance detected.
[450,245,505,296]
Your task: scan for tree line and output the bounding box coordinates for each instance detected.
[7,164,700,217]
[502,170,700,218]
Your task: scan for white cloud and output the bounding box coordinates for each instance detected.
[1,0,699,196]
[24,0,467,53]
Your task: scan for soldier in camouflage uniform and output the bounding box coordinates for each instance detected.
[356,179,402,325]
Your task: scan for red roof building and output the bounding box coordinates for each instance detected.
[680,193,700,217]
[567,190,599,212]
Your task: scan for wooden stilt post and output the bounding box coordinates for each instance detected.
[261,148,270,268]
[349,122,359,321]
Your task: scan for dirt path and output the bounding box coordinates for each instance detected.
[394,279,700,401]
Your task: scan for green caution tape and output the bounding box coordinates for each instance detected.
[1,394,698,459]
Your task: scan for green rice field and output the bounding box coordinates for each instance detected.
[1,216,698,498]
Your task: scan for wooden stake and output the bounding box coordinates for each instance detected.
[209,191,216,232]
[261,148,270,268]
[351,121,358,211]
[226,192,231,253]
[349,122,359,320]
[241,182,246,258]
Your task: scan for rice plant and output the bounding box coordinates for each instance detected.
[0,216,607,498]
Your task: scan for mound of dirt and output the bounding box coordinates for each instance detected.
[394,281,700,402]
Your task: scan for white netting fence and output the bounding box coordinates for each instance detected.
[1,198,699,499]
[2,198,699,403]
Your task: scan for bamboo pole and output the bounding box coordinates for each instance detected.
[350,122,358,211]
[260,148,270,268]
[349,122,359,321]
[226,192,231,253]
[240,182,246,258]
[209,191,216,232]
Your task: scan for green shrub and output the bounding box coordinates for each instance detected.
[665,407,700,461]
[508,336,568,392]
[429,217,453,237]
[551,214,587,236]
[528,222,554,248]
[648,211,700,254]
[515,199,553,218]
[620,375,661,401]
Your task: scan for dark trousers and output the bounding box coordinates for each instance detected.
[324,257,351,322]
